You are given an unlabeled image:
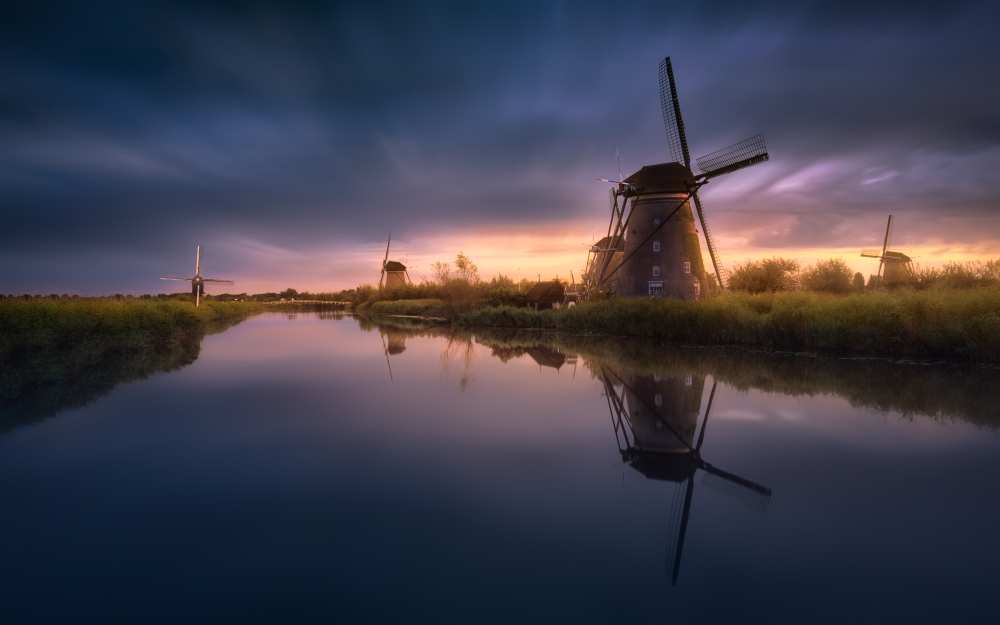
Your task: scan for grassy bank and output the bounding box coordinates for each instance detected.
[0,299,261,431]
[454,288,1000,362]
[363,298,452,318]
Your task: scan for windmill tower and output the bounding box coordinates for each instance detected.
[160,245,234,307]
[589,57,770,299]
[861,215,914,286]
[601,369,771,585]
[378,234,410,289]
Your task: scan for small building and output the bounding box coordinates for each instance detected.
[383,260,408,288]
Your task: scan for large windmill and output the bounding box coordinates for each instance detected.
[861,215,913,286]
[601,368,771,585]
[378,234,410,289]
[160,245,234,307]
[588,57,770,299]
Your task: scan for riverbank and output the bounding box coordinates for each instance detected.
[0,299,261,430]
[367,288,1000,362]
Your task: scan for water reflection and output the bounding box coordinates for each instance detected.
[600,368,771,584]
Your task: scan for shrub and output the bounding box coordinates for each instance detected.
[727,258,799,293]
[801,259,853,293]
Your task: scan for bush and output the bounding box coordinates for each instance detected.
[727,258,799,293]
[801,259,853,293]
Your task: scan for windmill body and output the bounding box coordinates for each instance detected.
[382,261,409,288]
[588,57,769,300]
[159,245,234,307]
[617,164,707,299]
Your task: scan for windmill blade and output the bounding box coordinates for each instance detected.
[658,57,690,167]
[379,332,394,381]
[696,135,769,180]
[379,234,391,288]
[695,379,718,451]
[616,147,623,181]
[201,279,234,284]
[878,215,893,280]
[671,474,696,586]
[692,191,725,290]
[860,249,884,258]
[160,276,192,281]
[881,215,893,255]
[195,287,200,308]
[699,461,772,496]
[195,245,201,275]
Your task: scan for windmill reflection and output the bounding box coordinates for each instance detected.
[378,328,409,381]
[601,367,771,585]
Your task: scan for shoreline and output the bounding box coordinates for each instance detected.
[357,287,1000,363]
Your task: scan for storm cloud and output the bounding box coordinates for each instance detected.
[2,1,998,292]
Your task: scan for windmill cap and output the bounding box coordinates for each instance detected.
[384,260,407,271]
[624,162,696,193]
[592,235,625,252]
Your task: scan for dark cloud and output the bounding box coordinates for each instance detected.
[2,0,998,292]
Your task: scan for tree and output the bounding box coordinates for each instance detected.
[852,272,866,292]
[801,259,853,293]
[431,261,452,285]
[454,252,480,284]
[727,258,799,293]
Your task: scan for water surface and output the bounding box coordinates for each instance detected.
[2,312,999,624]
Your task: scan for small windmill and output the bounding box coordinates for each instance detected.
[378,234,410,289]
[589,56,770,299]
[160,245,234,307]
[601,369,771,585]
[861,215,913,286]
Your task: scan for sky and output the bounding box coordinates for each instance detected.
[3,0,999,294]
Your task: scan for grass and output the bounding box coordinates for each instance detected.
[365,298,453,318]
[0,298,261,431]
[454,288,1000,362]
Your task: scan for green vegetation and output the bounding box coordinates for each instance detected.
[727,257,800,293]
[366,298,451,318]
[0,298,260,431]
[455,288,1000,362]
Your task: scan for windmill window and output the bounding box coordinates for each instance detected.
[648,281,664,297]
[654,393,663,407]
[652,265,661,278]
[682,260,691,275]
[652,240,661,253]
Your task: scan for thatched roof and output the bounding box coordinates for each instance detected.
[591,235,624,253]
[384,260,407,271]
[624,162,695,193]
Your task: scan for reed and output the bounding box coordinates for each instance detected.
[455,287,1000,362]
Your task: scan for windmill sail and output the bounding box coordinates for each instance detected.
[379,234,391,289]
[696,135,769,180]
[658,57,690,167]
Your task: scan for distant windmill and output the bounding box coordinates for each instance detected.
[861,215,913,286]
[601,369,771,585]
[378,234,411,289]
[589,56,770,299]
[160,245,234,307]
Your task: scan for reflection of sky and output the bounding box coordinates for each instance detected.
[2,2,999,293]
[1,314,999,622]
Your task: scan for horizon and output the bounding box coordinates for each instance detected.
[3,1,999,295]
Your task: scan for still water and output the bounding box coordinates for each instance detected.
[2,312,999,624]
